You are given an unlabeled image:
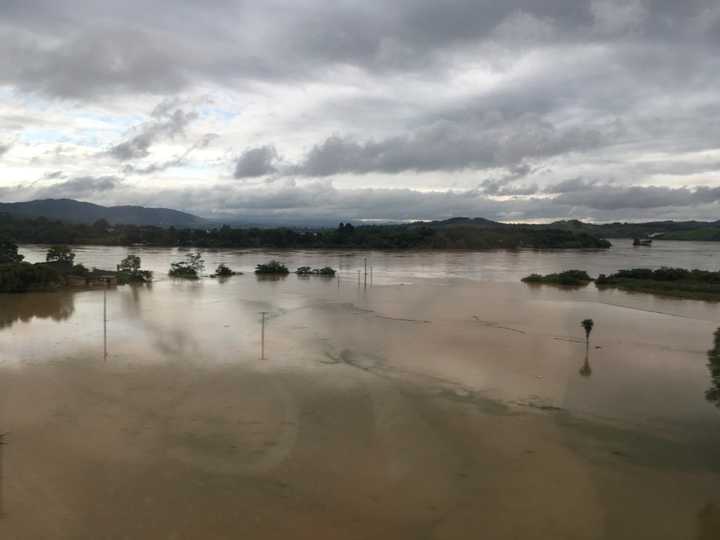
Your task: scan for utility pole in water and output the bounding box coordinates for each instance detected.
[103,281,108,362]
[0,432,6,518]
[260,312,268,360]
[364,257,367,288]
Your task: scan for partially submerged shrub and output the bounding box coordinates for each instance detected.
[255,260,289,274]
[117,254,153,284]
[169,252,205,279]
[295,266,336,276]
[214,263,241,277]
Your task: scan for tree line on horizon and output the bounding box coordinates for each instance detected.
[0,213,610,250]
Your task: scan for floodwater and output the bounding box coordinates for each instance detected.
[1,243,719,539]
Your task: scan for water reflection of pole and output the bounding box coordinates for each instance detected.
[364,257,367,288]
[260,312,267,360]
[0,432,6,518]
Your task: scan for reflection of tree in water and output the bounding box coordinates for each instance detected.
[705,328,720,408]
[0,293,75,330]
[579,352,592,377]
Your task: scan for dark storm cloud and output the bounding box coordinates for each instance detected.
[2,1,718,99]
[554,184,720,210]
[107,105,198,161]
[544,178,601,194]
[233,146,280,178]
[291,116,610,176]
[35,175,123,199]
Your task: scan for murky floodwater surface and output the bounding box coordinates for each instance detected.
[1,243,719,539]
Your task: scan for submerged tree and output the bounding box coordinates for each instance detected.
[117,254,153,283]
[169,252,205,279]
[214,263,236,277]
[581,319,594,349]
[46,245,75,264]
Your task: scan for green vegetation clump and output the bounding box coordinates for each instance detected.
[46,245,76,264]
[0,262,64,292]
[0,238,24,264]
[522,270,593,286]
[212,263,241,277]
[255,260,289,274]
[296,266,336,276]
[117,254,153,284]
[596,267,720,299]
[169,252,205,279]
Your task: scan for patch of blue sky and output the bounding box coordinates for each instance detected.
[19,127,105,149]
[75,111,143,130]
[198,105,238,122]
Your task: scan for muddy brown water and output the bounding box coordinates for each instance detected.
[1,244,719,539]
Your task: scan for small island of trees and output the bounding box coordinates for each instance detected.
[0,240,154,292]
[523,267,720,300]
[255,260,290,274]
[296,266,336,276]
[117,254,153,284]
[211,263,242,278]
[169,252,205,279]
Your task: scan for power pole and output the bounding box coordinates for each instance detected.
[260,312,267,360]
[103,281,108,362]
[0,433,6,518]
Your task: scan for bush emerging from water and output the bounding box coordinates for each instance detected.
[117,255,153,284]
[212,263,242,277]
[522,270,593,286]
[295,266,336,276]
[255,260,289,274]
[169,252,205,279]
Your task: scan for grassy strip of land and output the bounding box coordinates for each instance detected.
[523,267,720,300]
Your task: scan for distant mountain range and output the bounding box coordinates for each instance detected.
[420,217,720,241]
[1,200,720,240]
[0,199,206,228]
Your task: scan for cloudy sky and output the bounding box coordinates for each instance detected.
[1,0,720,224]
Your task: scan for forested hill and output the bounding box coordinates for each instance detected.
[548,219,720,240]
[0,199,206,228]
[0,212,610,250]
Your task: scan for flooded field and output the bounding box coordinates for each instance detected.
[1,244,719,539]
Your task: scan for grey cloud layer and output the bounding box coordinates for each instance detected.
[2,1,719,98]
[107,106,198,161]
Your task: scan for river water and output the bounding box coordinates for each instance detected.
[1,241,719,539]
